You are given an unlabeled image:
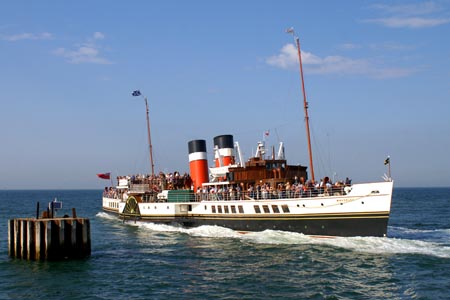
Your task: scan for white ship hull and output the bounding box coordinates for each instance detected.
[102,181,393,237]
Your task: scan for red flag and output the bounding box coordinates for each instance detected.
[97,173,111,180]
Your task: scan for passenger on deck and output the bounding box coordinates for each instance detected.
[345,177,352,185]
[321,176,332,195]
[248,185,255,199]
[238,183,244,200]
[256,184,261,200]
[277,184,284,199]
[285,182,292,198]
[262,184,268,199]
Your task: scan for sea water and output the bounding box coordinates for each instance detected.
[0,188,449,299]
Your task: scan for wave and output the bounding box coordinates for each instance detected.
[389,226,450,243]
[96,214,450,259]
[96,212,118,220]
[389,225,450,235]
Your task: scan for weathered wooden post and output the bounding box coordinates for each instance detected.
[8,199,91,261]
[8,217,91,261]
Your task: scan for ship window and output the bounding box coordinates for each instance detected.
[238,205,244,213]
[212,206,216,213]
[281,205,290,213]
[218,206,223,213]
[272,205,280,213]
[224,206,229,213]
[254,205,261,213]
[262,205,270,213]
[231,205,236,213]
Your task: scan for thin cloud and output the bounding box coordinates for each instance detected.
[53,46,112,64]
[1,32,53,41]
[369,42,415,51]
[266,43,416,79]
[371,2,441,16]
[93,32,105,40]
[53,32,113,64]
[365,16,450,28]
[365,1,450,28]
[266,44,322,69]
[338,43,362,50]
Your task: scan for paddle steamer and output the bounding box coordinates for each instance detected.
[101,29,393,237]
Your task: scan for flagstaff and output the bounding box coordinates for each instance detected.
[286,27,316,183]
[384,156,391,180]
[132,90,155,177]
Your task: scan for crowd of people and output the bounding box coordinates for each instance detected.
[194,176,352,201]
[124,171,193,190]
[103,171,352,202]
[103,171,192,199]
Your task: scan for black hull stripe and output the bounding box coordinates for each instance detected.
[116,212,390,221]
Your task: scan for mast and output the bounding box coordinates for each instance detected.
[132,90,155,177]
[144,96,155,177]
[287,28,315,183]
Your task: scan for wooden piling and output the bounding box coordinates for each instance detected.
[8,218,91,261]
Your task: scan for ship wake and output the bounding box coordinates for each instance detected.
[96,212,450,259]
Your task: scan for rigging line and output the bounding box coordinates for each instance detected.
[309,122,329,181]
[316,129,334,178]
[131,123,149,175]
[274,128,281,144]
[326,131,334,179]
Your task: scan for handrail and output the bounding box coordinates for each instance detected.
[103,186,350,203]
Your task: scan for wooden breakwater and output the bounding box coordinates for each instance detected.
[8,217,91,261]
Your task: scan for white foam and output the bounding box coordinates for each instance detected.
[96,212,118,220]
[96,214,450,258]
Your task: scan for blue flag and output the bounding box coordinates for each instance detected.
[132,90,141,96]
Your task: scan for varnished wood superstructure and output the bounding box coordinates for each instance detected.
[227,156,307,190]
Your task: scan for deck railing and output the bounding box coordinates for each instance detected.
[104,186,348,203]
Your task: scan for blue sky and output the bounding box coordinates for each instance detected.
[1,1,449,189]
